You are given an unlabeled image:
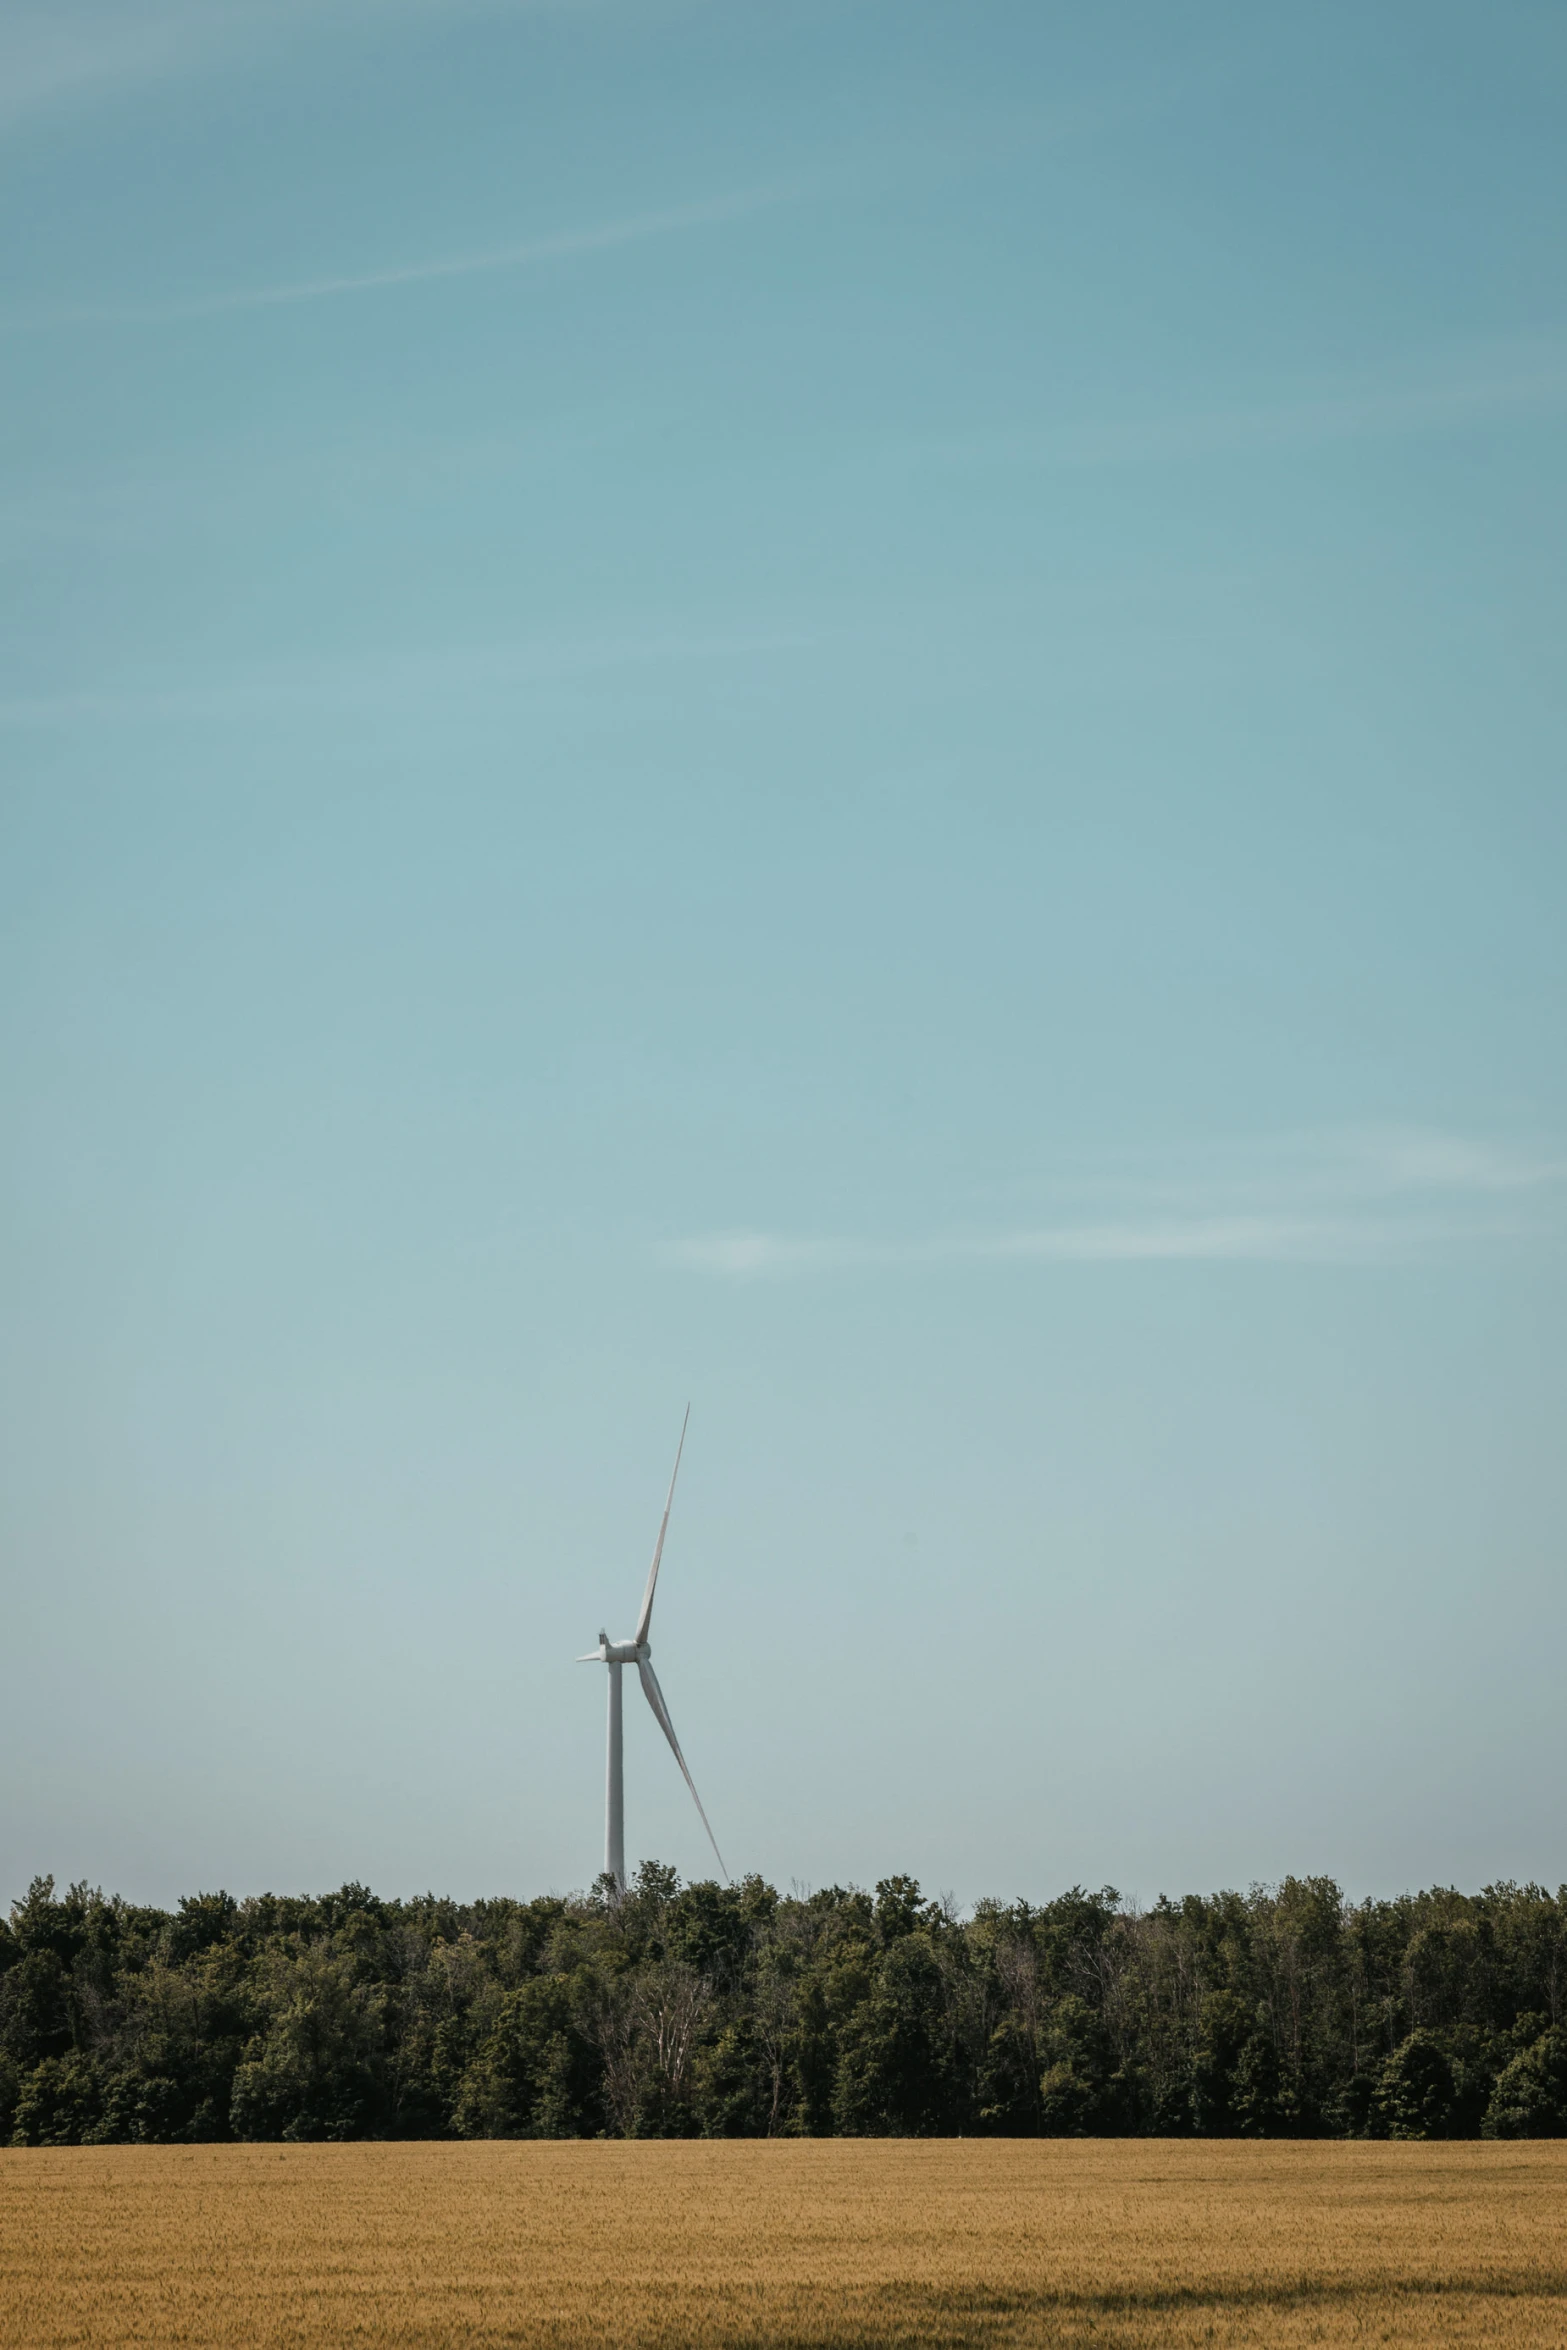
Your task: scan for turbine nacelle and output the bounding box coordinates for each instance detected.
[577,1636,646,1666]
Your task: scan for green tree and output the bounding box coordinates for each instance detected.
[1373,2030,1457,2139]
[833,1931,961,2136]
[229,1944,388,2141]
[1483,2029,1567,2138]
[453,1973,601,2138]
[693,2017,773,2136]
[11,2055,103,2145]
[1190,1989,1268,2135]
[1037,1993,1114,2135]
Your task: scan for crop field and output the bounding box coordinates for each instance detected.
[2,2139,1565,2349]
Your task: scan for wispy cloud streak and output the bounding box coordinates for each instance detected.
[671,1218,1391,1276]
[0,621,814,730]
[0,1,233,123]
[669,1129,1567,1279]
[13,186,794,331]
[900,339,1567,470]
[0,0,539,129]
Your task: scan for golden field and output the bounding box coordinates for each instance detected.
[2,2139,1565,2349]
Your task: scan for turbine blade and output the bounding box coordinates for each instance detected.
[633,1404,689,1646]
[576,1652,606,1662]
[638,1655,727,1880]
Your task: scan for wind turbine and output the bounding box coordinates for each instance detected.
[578,1407,726,1892]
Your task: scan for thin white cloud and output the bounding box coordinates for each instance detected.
[12,185,794,331]
[901,339,1567,471]
[978,1216,1371,1264]
[1061,1126,1567,1214]
[672,1234,851,1278]
[1340,1127,1566,1197]
[0,0,549,129]
[0,2,228,122]
[669,1216,1387,1277]
[669,1128,1567,1279]
[0,620,813,730]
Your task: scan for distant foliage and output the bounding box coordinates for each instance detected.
[2,1868,1563,2145]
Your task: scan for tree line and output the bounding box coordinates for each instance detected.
[3,1867,1565,2145]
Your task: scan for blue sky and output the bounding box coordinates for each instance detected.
[2,0,1564,1911]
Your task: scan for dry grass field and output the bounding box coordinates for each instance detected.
[2,2139,1565,2350]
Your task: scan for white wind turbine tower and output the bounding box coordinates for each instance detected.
[578,1407,726,1892]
